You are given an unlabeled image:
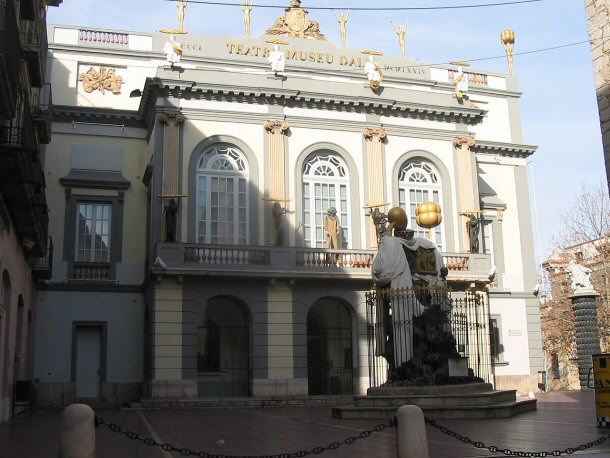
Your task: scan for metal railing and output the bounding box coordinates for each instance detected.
[366,287,492,388]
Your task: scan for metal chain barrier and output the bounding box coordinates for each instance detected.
[426,418,610,457]
[94,415,396,457]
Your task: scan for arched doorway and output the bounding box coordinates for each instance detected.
[307,299,353,395]
[197,297,250,396]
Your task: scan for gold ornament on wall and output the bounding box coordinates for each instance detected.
[265,0,326,40]
[78,67,123,95]
[501,29,515,75]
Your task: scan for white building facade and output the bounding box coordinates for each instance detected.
[33,9,542,406]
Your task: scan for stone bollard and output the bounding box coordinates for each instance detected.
[396,405,429,458]
[60,404,95,458]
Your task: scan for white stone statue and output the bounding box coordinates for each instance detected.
[566,260,594,292]
[364,55,382,85]
[163,35,183,65]
[268,45,285,73]
[371,212,447,367]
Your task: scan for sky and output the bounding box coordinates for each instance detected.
[47,0,607,273]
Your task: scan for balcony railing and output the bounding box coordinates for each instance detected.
[20,15,47,87]
[0,0,22,118]
[72,262,111,281]
[30,237,53,280]
[31,83,52,144]
[0,91,38,155]
[78,29,129,48]
[154,243,492,282]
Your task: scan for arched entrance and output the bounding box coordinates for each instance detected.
[307,299,353,395]
[197,297,250,396]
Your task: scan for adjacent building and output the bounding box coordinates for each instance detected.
[584,0,610,194]
[0,0,61,420]
[34,3,542,407]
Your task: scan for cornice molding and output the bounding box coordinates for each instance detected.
[140,79,487,128]
[473,140,537,158]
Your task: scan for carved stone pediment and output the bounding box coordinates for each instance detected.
[78,66,123,95]
[265,0,326,40]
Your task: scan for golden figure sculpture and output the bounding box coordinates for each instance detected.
[176,1,187,33]
[238,0,255,38]
[332,9,350,49]
[391,21,408,59]
[501,29,515,75]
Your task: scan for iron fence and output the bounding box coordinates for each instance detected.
[366,286,492,387]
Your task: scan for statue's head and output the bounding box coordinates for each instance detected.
[327,207,337,216]
[387,207,408,230]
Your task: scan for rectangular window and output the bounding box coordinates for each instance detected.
[76,202,111,263]
[490,315,504,363]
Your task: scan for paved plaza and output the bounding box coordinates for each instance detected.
[1,391,610,457]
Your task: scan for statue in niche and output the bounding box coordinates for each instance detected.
[164,199,179,242]
[324,207,342,249]
[468,214,480,253]
[566,260,594,292]
[272,201,287,246]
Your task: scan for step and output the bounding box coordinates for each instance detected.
[332,398,537,420]
[353,390,517,408]
[367,382,493,396]
[128,395,354,410]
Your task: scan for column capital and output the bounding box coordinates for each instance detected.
[264,119,290,133]
[363,127,388,141]
[159,111,186,126]
[452,135,475,149]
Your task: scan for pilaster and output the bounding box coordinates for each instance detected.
[453,135,480,251]
[264,119,290,245]
[364,127,388,248]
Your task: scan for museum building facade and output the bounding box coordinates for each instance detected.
[33,10,542,406]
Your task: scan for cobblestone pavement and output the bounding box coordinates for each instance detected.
[1,391,610,457]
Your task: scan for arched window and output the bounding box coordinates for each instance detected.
[196,144,249,245]
[302,153,351,248]
[398,159,445,249]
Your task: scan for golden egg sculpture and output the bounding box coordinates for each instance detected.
[387,207,408,230]
[416,202,442,228]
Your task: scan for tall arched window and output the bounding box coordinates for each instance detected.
[196,144,249,245]
[302,153,351,248]
[398,159,445,249]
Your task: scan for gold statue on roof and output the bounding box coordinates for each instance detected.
[160,0,189,34]
[333,9,350,48]
[265,0,326,40]
[391,21,408,59]
[238,0,255,38]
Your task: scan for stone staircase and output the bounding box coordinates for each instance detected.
[332,383,537,420]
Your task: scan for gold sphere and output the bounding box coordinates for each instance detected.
[501,29,515,46]
[415,202,442,228]
[387,207,408,230]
